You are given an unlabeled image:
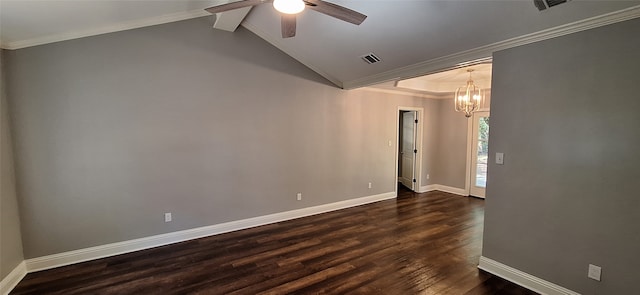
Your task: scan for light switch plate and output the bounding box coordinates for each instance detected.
[496,153,504,165]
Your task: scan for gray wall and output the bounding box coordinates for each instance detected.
[420,100,440,186]
[482,18,640,294]
[433,98,468,189]
[1,50,25,279]
[5,17,440,258]
[432,92,492,190]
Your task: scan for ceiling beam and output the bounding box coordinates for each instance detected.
[212,3,252,32]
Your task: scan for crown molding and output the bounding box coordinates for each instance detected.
[0,10,212,50]
[241,21,343,88]
[342,5,640,89]
[362,85,491,100]
[360,87,449,99]
[361,87,434,99]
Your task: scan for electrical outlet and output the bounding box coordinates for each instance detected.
[588,264,602,281]
[164,212,172,222]
[296,193,302,201]
[426,174,430,180]
[368,182,372,189]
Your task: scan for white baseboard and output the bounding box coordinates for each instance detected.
[418,184,437,193]
[478,256,579,295]
[25,191,396,273]
[434,184,467,196]
[419,184,467,196]
[1,261,27,295]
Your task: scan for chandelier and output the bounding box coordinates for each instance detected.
[454,69,484,118]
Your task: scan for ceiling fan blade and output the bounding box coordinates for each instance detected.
[304,0,367,25]
[205,0,267,14]
[281,14,297,38]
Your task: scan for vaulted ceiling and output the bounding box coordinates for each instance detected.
[1,0,639,89]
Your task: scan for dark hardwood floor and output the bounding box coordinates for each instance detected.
[12,185,537,294]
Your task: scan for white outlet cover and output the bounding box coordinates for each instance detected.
[588,264,602,281]
[496,152,504,165]
[164,213,172,222]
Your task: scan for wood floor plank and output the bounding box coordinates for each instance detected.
[11,185,539,295]
[228,238,323,267]
[256,263,357,295]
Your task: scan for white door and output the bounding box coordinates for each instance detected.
[400,111,417,190]
[470,111,490,198]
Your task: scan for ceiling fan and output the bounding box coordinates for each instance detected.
[205,0,367,38]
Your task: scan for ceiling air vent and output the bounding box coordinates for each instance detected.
[534,0,569,11]
[361,53,381,64]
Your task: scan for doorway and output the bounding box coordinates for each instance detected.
[467,111,490,198]
[396,107,423,193]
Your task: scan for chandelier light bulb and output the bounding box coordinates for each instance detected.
[273,0,305,14]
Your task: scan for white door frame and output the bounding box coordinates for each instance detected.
[464,108,490,197]
[395,106,424,194]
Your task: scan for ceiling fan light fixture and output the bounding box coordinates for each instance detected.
[204,0,366,38]
[273,0,305,14]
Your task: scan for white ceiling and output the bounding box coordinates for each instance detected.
[0,1,219,48]
[396,63,492,94]
[2,0,639,89]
